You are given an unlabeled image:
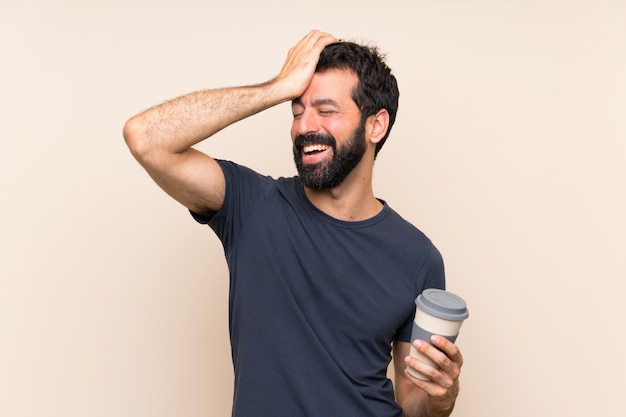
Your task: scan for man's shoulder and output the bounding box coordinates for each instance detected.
[382,203,429,237]
[216,159,304,206]
[216,159,297,184]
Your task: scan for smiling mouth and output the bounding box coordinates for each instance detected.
[302,144,330,155]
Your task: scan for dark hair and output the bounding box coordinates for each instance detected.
[315,41,399,157]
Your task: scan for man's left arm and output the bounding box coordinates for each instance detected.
[392,338,463,417]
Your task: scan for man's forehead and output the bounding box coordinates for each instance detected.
[292,69,358,107]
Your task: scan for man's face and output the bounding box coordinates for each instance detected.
[293,120,366,189]
[290,69,366,190]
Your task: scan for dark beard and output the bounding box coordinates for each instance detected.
[293,121,367,190]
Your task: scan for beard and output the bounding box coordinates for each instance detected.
[293,120,367,190]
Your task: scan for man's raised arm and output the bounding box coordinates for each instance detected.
[123,30,338,215]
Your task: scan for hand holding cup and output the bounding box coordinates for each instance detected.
[408,289,469,380]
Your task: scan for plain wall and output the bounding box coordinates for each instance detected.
[2,0,625,416]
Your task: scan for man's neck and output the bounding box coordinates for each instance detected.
[303,173,383,222]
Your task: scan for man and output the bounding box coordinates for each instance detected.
[124,29,463,417]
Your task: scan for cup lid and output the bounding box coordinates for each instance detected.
[415,288,469,321]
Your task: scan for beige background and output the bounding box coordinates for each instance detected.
[2,0,625,416]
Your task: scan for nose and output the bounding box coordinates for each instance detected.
[292,109,320,137]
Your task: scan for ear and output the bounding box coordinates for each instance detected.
[366,109,390,145]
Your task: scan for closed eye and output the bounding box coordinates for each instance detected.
[292,101,304,119]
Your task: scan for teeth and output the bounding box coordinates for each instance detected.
[303,144,329,153]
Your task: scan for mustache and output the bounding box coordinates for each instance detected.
[294,133,336,149]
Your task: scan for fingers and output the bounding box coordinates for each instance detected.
[275,30,339,98]
[432,335,464,371]
[285,29,338,72]
[307,29,339,49]
[404,337,463,397]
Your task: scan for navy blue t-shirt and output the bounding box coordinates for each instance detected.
[192,160,445,417]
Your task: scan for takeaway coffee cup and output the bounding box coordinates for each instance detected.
[408,288,469,380]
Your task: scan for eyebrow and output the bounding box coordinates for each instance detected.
[291,98,340,108]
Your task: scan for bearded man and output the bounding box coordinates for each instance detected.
[124,29,464,417]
